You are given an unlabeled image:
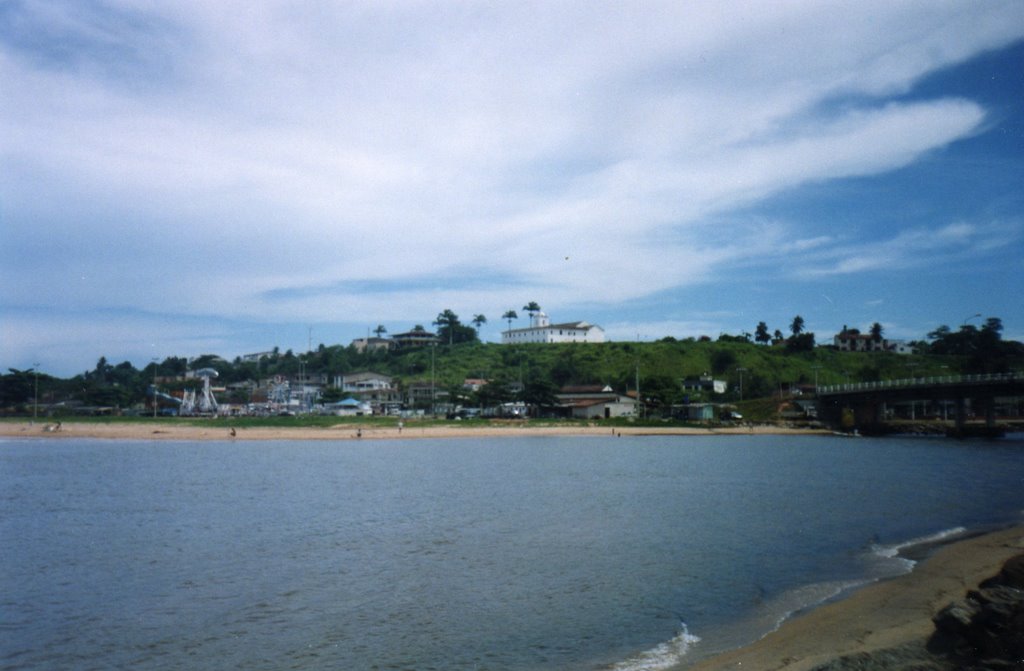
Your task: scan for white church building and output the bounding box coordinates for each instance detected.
[501,312,606,344]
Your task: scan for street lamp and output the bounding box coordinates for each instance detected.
[811,364,822,392]
[962,313,982,328]
[735,367,747,402]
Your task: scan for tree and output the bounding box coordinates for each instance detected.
[373,324,387,338]
[521,375,559,413]
[755,321,771,345]
[786,332,816,352]
[711,349,737,375]
[790,315,805,337]
[434,310,460,345]
[471,314,487,335]
[433,310,477,345]
[502,310,518,331]
[0,368,35,406]
[523,301,542,321]
[870,322,883,341]
[773,329,784,344]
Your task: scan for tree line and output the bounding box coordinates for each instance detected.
[2,314,1019,414]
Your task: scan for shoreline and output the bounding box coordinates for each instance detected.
[679,525,1024,671]
[0,420,831,442]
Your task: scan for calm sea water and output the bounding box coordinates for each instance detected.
[2,434,1023,670]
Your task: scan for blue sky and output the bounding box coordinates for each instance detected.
[2,1,1023,377]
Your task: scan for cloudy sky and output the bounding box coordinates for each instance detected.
[2,1,1023,376]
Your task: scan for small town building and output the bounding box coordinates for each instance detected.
[501,312,605,344]
[681,373,728,394]
[332,372,401,414]
[554,384,638,419]
[390,326,440,348]
[833,327,913,354]
[350,336,393,353]
[404,380,450,412]
[685,404,716,421]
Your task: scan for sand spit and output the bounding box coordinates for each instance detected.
[0,421,829,442]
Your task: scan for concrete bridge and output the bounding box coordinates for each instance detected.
[816,372,1024,434]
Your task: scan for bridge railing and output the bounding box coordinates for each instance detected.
[817,371,1024,395]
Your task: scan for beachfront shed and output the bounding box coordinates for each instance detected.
[685,404,716,422]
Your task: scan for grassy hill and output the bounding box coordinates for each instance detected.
[355,338,999,404]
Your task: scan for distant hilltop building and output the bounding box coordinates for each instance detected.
[350,326,439,352]
[833,327,913,354]
[501,312,605,344]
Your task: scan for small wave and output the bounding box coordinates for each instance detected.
[872,526,967,560]
[610,622,701,671]
[757,580,865,635]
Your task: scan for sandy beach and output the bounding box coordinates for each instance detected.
[0,420,828,442]
[683,525,1024,671]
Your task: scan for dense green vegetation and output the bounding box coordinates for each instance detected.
[3,316,1020,418]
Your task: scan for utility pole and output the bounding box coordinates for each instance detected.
[736,367,747,402]
[430,343,436,417]
[33,363,40,422]
[152,357,159,418]
[635,359,642,419]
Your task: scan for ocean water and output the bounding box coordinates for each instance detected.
[2,434,1023,670]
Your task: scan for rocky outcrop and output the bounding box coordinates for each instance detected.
[812,554,1024,671]
[930,553,1024,667]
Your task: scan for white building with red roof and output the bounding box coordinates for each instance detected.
[501,312,605,344]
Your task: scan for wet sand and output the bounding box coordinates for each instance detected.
[0,420,828,442]
[682,525,1024,671]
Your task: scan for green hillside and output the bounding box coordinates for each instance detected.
[4,326,1021,416]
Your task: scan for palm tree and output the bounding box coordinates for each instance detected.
[754,321,771,345]
[870,322,883,342]
[471,314,487,335]
[522,301,541,319]
[790,315,805,337]
[433,309,460,345]
[502,310,518,331]
[373,324,387,338]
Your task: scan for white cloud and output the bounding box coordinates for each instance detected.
[793,220,1023,278]
[3,0,1024,372]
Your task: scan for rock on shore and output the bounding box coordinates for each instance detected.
[813,554,1024,671]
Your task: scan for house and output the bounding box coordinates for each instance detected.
[554,384,638,419]
[833,327,913,354]
[463,378,488,392]
[404,380,450,412]
[390,326,440,348]
[681,373,728,394]
[332,372,401,414]
[350,336,393,353]
[334,371,393,392]
[501,312,605,344]
[240,350,275,362]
